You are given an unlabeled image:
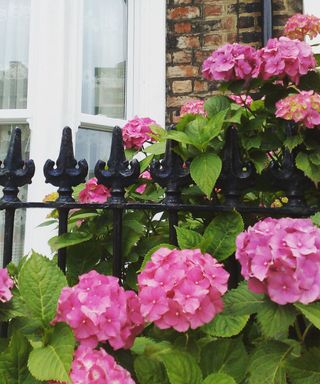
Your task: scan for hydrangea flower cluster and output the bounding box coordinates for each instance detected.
[257,36,316,84]
[202,43,260,82]
[135,170,152,194]
[54,271,144,349]
[180,99,207,117]
[122,116,157,150]
[275,91,320,128]
[0,268,14,303]
[284,13,320,41]
[229,94,253,107]
[70,346,135,384]
[78,178,111,203]
[236,217,320,305]
[138,248,229,332]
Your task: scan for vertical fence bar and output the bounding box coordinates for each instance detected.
[3,208,16,268]
[262,0,273,45]
[112,208,123,280]
[57,208,69,273]
[168,210,178,246]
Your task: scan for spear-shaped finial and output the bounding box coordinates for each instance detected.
[43,127,88,202]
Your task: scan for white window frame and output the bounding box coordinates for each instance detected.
[0,0,166,256]
[303,0,320,53]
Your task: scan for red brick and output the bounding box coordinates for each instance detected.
[204,5,223,18]
[167,6,200,20]
[172,80,193,93]
[177,35,200,49]
[195,50,211,64]
[194,80,209,93]
[203,33,223,48]
[167,65,199,78]
[167,95,191,108]
[173,0,192,4]
[174,22,192,34]
[172,51,192,64]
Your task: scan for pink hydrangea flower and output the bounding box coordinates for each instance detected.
[78,178,111,203]
[53,271,144,349]
[275,91,320,128]
[122,117,157,150]
[236,217,320,305]
[180,100,207,117]
[202,43,261,82]
[257,36,316,84]
[284,13,320,41]
[135,171,152,194]
[0,268,14,303]
[138,248,229,331]
[229,94,253,107]
[70,346,135,384]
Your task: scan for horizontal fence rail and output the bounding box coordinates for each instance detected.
[0,125,317,276]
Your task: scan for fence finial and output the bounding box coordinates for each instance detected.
[217,126,255,206]
[94,126,140,203]
[0,127,35,202]
[44,127,88,202]
[150,125,191,204]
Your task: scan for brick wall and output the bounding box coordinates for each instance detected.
[166,0,303,124]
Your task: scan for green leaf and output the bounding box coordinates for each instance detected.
[176,227,202,249]
[122,219,146,259]
[49,232,93,251]
[248,341,291,384]
[204,96,231,117]
[257,301,297,339]
[18,252,67,323]
[190,153,222,197]
[311,212,320,227]
[250,151,268,174]
[201,313,249,338]
[284,134,303,152]
[160,351,202,384]
[287,347,320,384]
[294,302,320,330]
[201,211,244,260]
[139,244,176,272]
[203,373,236,384]
[200,338,248,383]
[0,331,31,383]
[165,130,196,146]
[28,323,75,383]
[296,151,320,184]
[223,281,266,316]
[11,317,44,349]
[134,356,169,384]
[140,154,155,172]
[145,142,166,155]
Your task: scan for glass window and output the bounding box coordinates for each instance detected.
[0,0,31,109]
[0,125,30,264]
[81,0,127,119]
[75,127,112,178]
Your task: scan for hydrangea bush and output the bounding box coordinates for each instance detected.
[2,12,320,384]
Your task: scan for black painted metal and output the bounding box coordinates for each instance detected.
[113,209,123,279]
[95,126,140,203]
[0,128,35,203]
[44,127,88,203]
[262,0,273,45]
[58,209,69,272]
[3,209,15,268]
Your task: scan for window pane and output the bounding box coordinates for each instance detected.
[82,0,127,119]
[75,127,112,178]
[0,0,30,109]
[0,125,30,264]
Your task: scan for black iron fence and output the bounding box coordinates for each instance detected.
[0,125,317,277]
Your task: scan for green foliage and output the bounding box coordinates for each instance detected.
[287,347,320,384]
[18,252,67,323]
[134,355,169,384]
[176,227,203,249]
[49,231,93,251]
[294,302,320,330]
[202,313,249,338]
[202,373,236,384]
[28,323,75,383]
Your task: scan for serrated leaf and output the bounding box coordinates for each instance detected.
[200,338,248,383]
[204,96,231,116]
[294,302,320,330]
[203,373,236,384]
[296,151,320,184]
[0,331,31,383]
[49,232,93,251]
[28,323,75,383]
[190,153,222,198]
[134,355,169,384]
[248,341,291,384]
[287,347,320,384]
[202,313,249,338]
[176,227,202,249]
[223,282,266,316]
[256,301,296,339]
[284,134,303,152]
[201,211,244,260]
[145,142,166,155]
[160,351,202,384]
[18,252,67,323]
